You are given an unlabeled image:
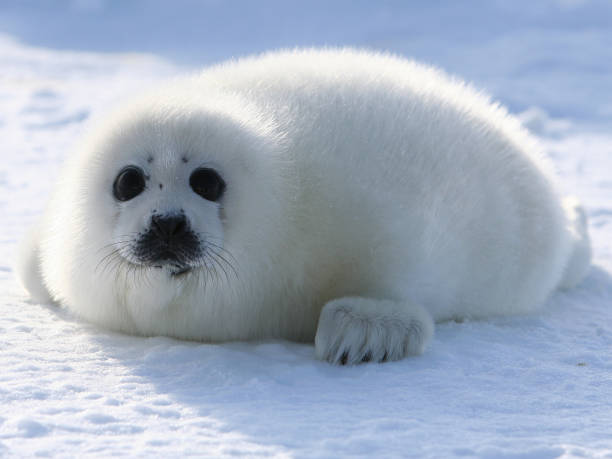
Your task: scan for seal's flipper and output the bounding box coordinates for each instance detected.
[16,222,53,304]
[559,197,592,290]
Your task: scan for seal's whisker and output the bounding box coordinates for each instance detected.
[207,250,229,284]
[203,237,239,266]
[96,248,124,275]
[206,246,236,283]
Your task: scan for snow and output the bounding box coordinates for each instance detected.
[1,1,611,457]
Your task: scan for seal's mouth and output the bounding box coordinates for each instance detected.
[171,266,191,277]
[161,264,192,277]
[151,260,194,277]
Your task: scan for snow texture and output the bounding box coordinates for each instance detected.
[1,1,611,457]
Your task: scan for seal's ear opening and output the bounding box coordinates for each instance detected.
[189,167,226,202]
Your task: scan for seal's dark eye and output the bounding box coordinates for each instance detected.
[189,168,226,202]
[113,166,146,202]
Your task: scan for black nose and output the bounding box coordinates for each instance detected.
[151,214,187,240]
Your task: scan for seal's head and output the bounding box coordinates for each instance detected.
[42,89,291,332]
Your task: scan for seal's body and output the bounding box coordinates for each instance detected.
[17,49,591,364]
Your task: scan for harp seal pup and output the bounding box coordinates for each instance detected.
[17,48,591,365]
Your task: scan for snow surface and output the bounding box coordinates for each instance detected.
[1,1,612,457]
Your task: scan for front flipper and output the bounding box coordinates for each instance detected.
[16,223,53,304]
[315,297,434,365]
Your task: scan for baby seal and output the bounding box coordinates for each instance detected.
[17,48,591,364]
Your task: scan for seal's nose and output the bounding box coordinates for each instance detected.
[151,214,187,241]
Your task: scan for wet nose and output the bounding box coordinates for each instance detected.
[151,214,187,240]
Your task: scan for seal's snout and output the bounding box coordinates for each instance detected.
[134,213,201,270]
[151,214,187,242]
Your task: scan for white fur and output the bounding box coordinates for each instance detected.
[16,48,591,364]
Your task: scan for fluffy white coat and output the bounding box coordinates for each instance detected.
[17,49,591,364]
